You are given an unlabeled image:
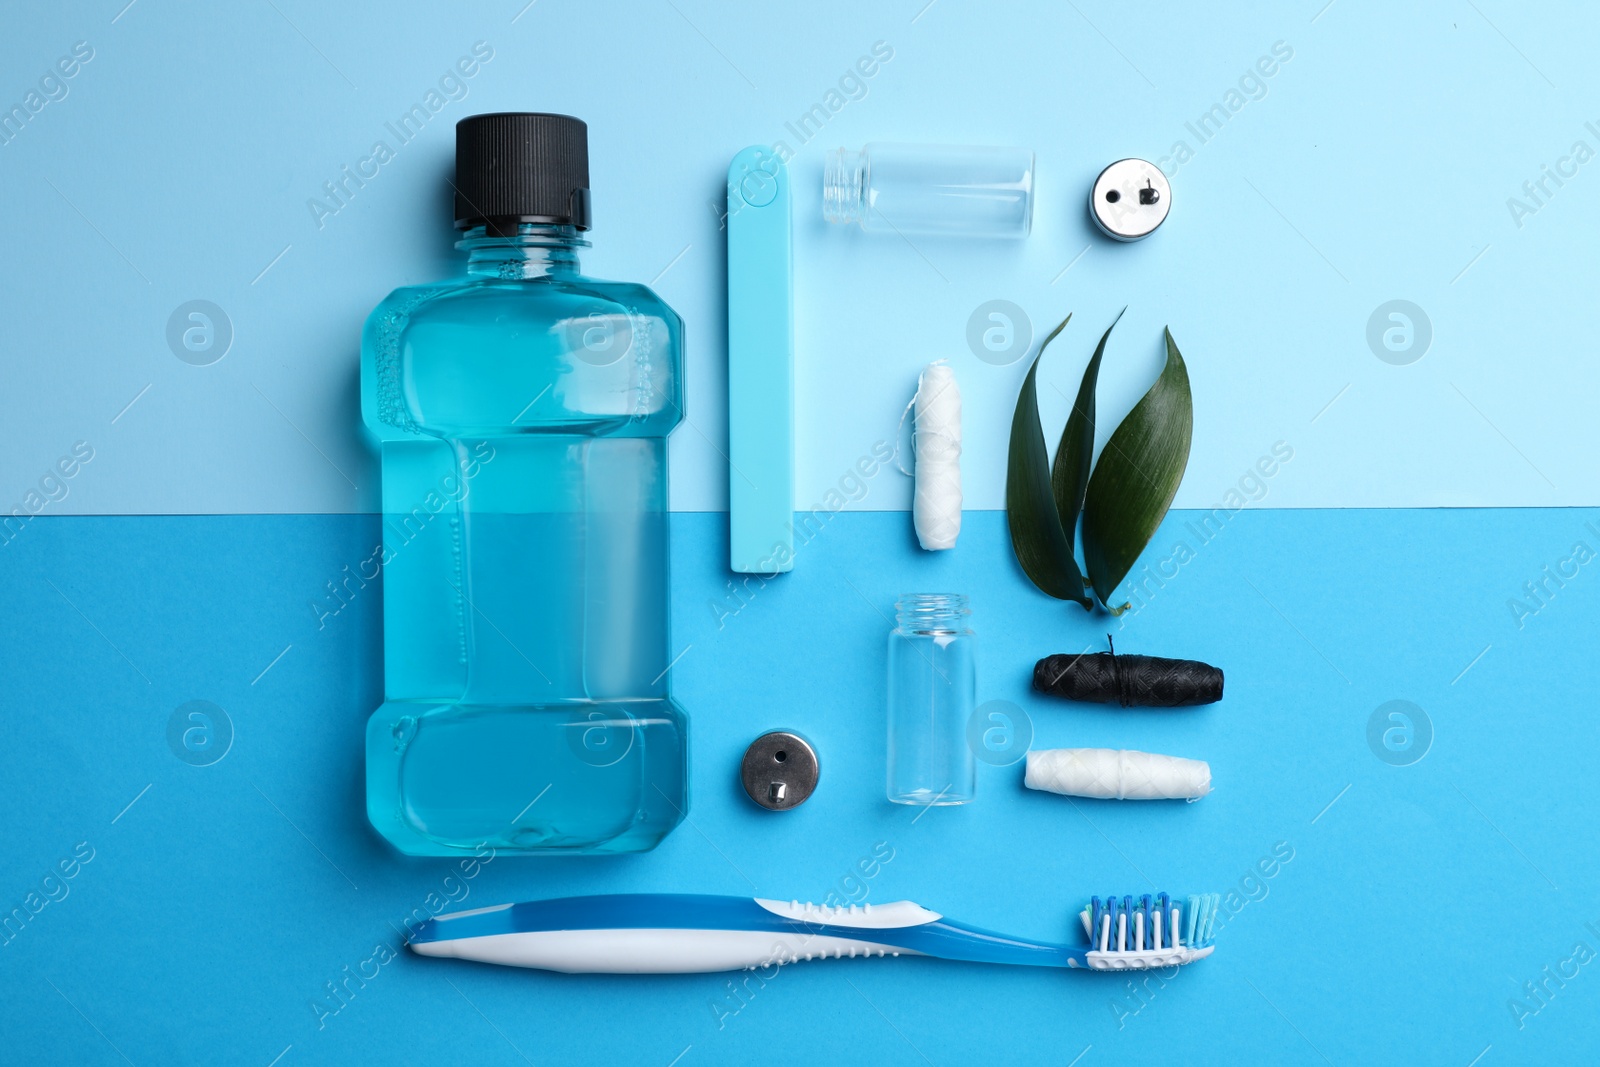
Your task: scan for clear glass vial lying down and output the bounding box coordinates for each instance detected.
[824,143,1035,238]
[361,113,687,856]
[886,594,976,805]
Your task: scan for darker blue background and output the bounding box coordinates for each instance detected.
[2,509,1593,1064]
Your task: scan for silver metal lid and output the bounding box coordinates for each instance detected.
[1090,158,1171,241]
[740,731,819,811]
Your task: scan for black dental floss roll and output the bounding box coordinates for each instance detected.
[1033,636,1222,707]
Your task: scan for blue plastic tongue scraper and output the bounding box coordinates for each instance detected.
[726,146,794,574]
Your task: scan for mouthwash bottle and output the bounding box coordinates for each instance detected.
[362,113,687,855]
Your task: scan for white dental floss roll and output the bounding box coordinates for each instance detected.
[912,360,962,550]
[1023,748,1211,801]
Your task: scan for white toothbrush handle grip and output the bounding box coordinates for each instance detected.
[412,925,908,974]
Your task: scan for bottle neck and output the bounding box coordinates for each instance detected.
[894,593,971,634]
[823,147,867,225]
[459,223,587,279]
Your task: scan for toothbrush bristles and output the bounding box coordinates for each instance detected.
[1078,891,1220,955]
[1184,893,1218,948]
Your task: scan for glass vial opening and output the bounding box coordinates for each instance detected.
[823,147,867,225]
[893,592,971,633]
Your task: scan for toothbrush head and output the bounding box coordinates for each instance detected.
[1077,892,1218,970]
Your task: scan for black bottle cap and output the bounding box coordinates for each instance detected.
[454,112,592,233]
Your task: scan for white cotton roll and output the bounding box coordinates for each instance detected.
[1023,748,1211,801]
[913,361,962,550]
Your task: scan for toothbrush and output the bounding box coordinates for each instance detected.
[408,892,1218,974]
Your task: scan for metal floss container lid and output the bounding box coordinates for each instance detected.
[1090,158,1171,241]
[739,731,819,811]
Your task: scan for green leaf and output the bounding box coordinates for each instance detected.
[1082,328,1194,612]
[1051,308,1124,539]
[1006,314,1093,608]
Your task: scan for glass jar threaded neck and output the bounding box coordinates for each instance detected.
[822,147,867,225]
[894,593,970,633]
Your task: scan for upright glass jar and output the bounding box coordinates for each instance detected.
[886,594,976,805]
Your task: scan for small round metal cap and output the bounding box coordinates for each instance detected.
[1090,158,1171,241]
[740,731,818,811]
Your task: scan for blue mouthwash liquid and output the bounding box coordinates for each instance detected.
[361,113,687,855]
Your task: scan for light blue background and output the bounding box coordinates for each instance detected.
[1,0,1596,513]
[4,1,1600,1064]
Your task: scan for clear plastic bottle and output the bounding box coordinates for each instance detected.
[361,113,687,856]
[824,143,1034,238]
[886,594,976,805]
